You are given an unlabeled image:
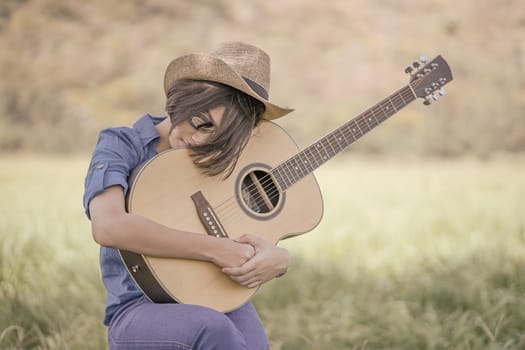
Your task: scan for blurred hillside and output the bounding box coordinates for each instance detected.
[0,0,524,156]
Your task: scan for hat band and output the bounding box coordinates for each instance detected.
[242,76,268,100]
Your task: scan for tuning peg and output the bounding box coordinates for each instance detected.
[419,55,428,63]
[438,88,446,96]
[405,66,414,74]
[423,96,432,105]
[412,61,421,68]
[431,93,439,101]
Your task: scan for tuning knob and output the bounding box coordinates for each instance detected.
[405,66,414,74]
[412,61,421,68]
[423,96,433,105]
[419,55,428,63]
[438,88,446,96]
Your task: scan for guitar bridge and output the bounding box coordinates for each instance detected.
[191,191,228,238]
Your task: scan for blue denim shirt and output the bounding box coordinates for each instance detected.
[83,113,166,325]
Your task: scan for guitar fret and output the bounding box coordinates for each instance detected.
[301,147,312,170]
[371,105,383,124]
[392,95,403,110]
[372,113,381,126]
[325,134,338,156]
[316,142,330,161]
[318,142,328,162]
[397,91,407,105]
[380,102,391,119]
[277,167,291,190]
[343,123,357,142]
[285,159,295,181]
[387,97,397,112]
[304,146,314,169]
[402,90,414,107]
[351,124,360,139]
[326,133,336,154]
[333,129,345,151]
[362,113,373,130]
[288,158,301,182]
[300,151,315,173]
[281,164,294,188]
[366,114,377,129]
[396,88,411,109]
[325,139,335,158]
[338,128,349,145]
[298,155,309,175]
[272,169,285,190]
[353,121,364,137]
[291,155,305,178]
[306,145,321,168]
[291,156,305,179]
[358,115,370,133]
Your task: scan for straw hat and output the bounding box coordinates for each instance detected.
[163,41,293,120]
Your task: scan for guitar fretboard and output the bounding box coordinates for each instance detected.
[271,85,416,191]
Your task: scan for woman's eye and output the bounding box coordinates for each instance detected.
[190,115,215,133]
[197,123,214,132]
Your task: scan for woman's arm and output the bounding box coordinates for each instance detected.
[89,185,255,268]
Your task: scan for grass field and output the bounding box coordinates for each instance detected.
[1,155,524,349]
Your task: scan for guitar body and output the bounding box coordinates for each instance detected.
[121,121,324,312]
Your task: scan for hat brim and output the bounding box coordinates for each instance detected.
[164,54,293,120]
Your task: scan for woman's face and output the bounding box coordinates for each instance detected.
[168,106,225,148]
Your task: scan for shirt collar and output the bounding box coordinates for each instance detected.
[132,113,167,147]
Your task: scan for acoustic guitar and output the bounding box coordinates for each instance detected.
[120,55,453,311]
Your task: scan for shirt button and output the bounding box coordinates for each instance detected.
[96,163,105,169]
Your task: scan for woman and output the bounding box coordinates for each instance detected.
[83,42,293,349]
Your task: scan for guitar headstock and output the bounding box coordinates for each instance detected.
[406,55,453,105]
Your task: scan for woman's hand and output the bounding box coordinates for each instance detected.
[209,238,256,269]
[221,234,291,289]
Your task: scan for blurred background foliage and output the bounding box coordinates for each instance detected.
[0,0,523,157]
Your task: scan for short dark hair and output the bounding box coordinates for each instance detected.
[166,79,265,178]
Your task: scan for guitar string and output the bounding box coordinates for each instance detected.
[213,90,416,226]
[213,83,419,225]
[212,78,428,225]
[218,81,420,218]
[235,83,419,204]
[236,79,422,205]
[232,83,417,203]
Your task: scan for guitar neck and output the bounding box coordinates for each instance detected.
[271,84,416,191]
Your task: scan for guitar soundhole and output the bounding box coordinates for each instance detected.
[240,170,280,215]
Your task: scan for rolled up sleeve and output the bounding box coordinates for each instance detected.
[83,128,143,219]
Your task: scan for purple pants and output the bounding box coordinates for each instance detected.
[107,297,269,350]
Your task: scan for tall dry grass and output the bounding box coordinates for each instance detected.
[1,155,524,349]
